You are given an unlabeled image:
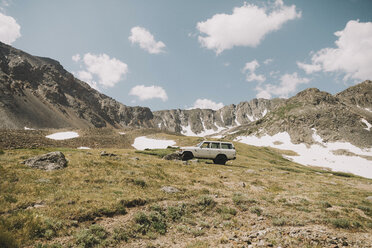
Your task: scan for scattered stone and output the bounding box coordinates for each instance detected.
[131,157,140,161]
[163,152,180,160]
[365,196,372,202]
[245,169,256,174]
[190,159,199,163]
[100,151,117,157]
[22,151,67,170]
[182,161,189,165]
[242,182,246,188]
[36,178,51,183]
[161,186,180,193]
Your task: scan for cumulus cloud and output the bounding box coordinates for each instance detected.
[263,58,274,65]
[242,60,266,83]
[129,85,168,101]
[189,98,224,110]
[297,20,372,81]
[0,12,20,44]
[129,26,166,54]
[196,0,301,54]
[296,61,321,74]
[73,53,128,89]
[72,54,81,62]
[255,72,310,99]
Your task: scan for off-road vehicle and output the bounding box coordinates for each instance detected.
[178,141,236,165]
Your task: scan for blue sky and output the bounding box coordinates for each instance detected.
[1,0,372,111]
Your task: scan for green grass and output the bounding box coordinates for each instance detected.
[0,133,371,247]
[135,147,178,158]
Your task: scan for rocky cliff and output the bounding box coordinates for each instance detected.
[0,42,154,129]
[153,98,284,135]
[227,81,372,149]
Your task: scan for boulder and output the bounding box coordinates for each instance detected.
[22,151,67,170]
[163,152,180,160]
[161,186,180,193]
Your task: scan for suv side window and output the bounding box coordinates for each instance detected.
[211,142,220,149]
[201,142,210,149]
[221,143,232,149]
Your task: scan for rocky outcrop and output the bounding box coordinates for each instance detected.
[22,151,68,170]
[0,42,153,129]
[228,82,372,149]
[153,98,284,135]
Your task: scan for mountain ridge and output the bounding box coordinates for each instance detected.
[1,42,371,149]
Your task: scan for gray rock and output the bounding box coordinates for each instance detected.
[163,152,180,160]
[23,151,67,170]
[365,196,372,202]
[100,151,117,157]
[161,186,180,193]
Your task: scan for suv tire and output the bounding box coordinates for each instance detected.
[213,154,227,165]
[182,151,194,161]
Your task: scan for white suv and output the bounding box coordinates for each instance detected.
[178,141,236,165]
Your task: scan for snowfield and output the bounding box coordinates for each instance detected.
[46,131,79,140]
[235,130,372,179]
[132,136,176,150]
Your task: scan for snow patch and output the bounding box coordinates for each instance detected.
[132,136,176,150]
[361,119,372,131]
[118,132,126,135]
[24,127,35,130]
[247,114,256,122]
[235,131,372,179]
[78,147,91,150]
[46,131,79,140]
[262,109,268,117]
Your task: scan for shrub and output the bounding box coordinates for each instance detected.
[197,196,216,210]
[250,206,262,216]
[75,225,107,248]
[232,193,257,211]
[272,217,287,226]
[167,205,186,222]
[217,206,237,220]
[0,226,18,248]
[133,211,167,236]
[330,218,351,229]
[320,201,332,208]
[112,227,129,243]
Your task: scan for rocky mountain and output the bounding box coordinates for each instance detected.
[0,42,153,129]
[1,42,371,150]
[226,81,372,149]
[153,98,284,136]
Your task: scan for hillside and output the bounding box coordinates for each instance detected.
[0,133,371,247]
[226,83,372,149]
[0,42,153,129]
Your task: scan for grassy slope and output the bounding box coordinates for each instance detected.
[0,134,371,247]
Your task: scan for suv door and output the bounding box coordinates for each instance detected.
[210,142,221,159]
[197,142,211,158]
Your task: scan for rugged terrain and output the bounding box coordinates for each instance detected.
[225,81,372,149]
[1,42,371,150]
[0,132,371,247]
[0,42,153,129]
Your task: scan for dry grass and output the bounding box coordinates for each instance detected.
[0,132,371,247]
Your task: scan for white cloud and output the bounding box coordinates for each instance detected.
[196,0,301,54]
[298,20,372,81]
[0,12,20,44]
[247,73,266,83]
[129,85,168,101]
[263,58,274,65]
[242,60,266,83]
[72,54,81,62]
[256,72,310,99]
[189,98,224,110]
[242,60,260,73]
[73,53,128,89]
[296,61,321,74]
[129,26,166,54]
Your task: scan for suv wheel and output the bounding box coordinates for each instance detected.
[182,151,194,161]
[213,154,227,165]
